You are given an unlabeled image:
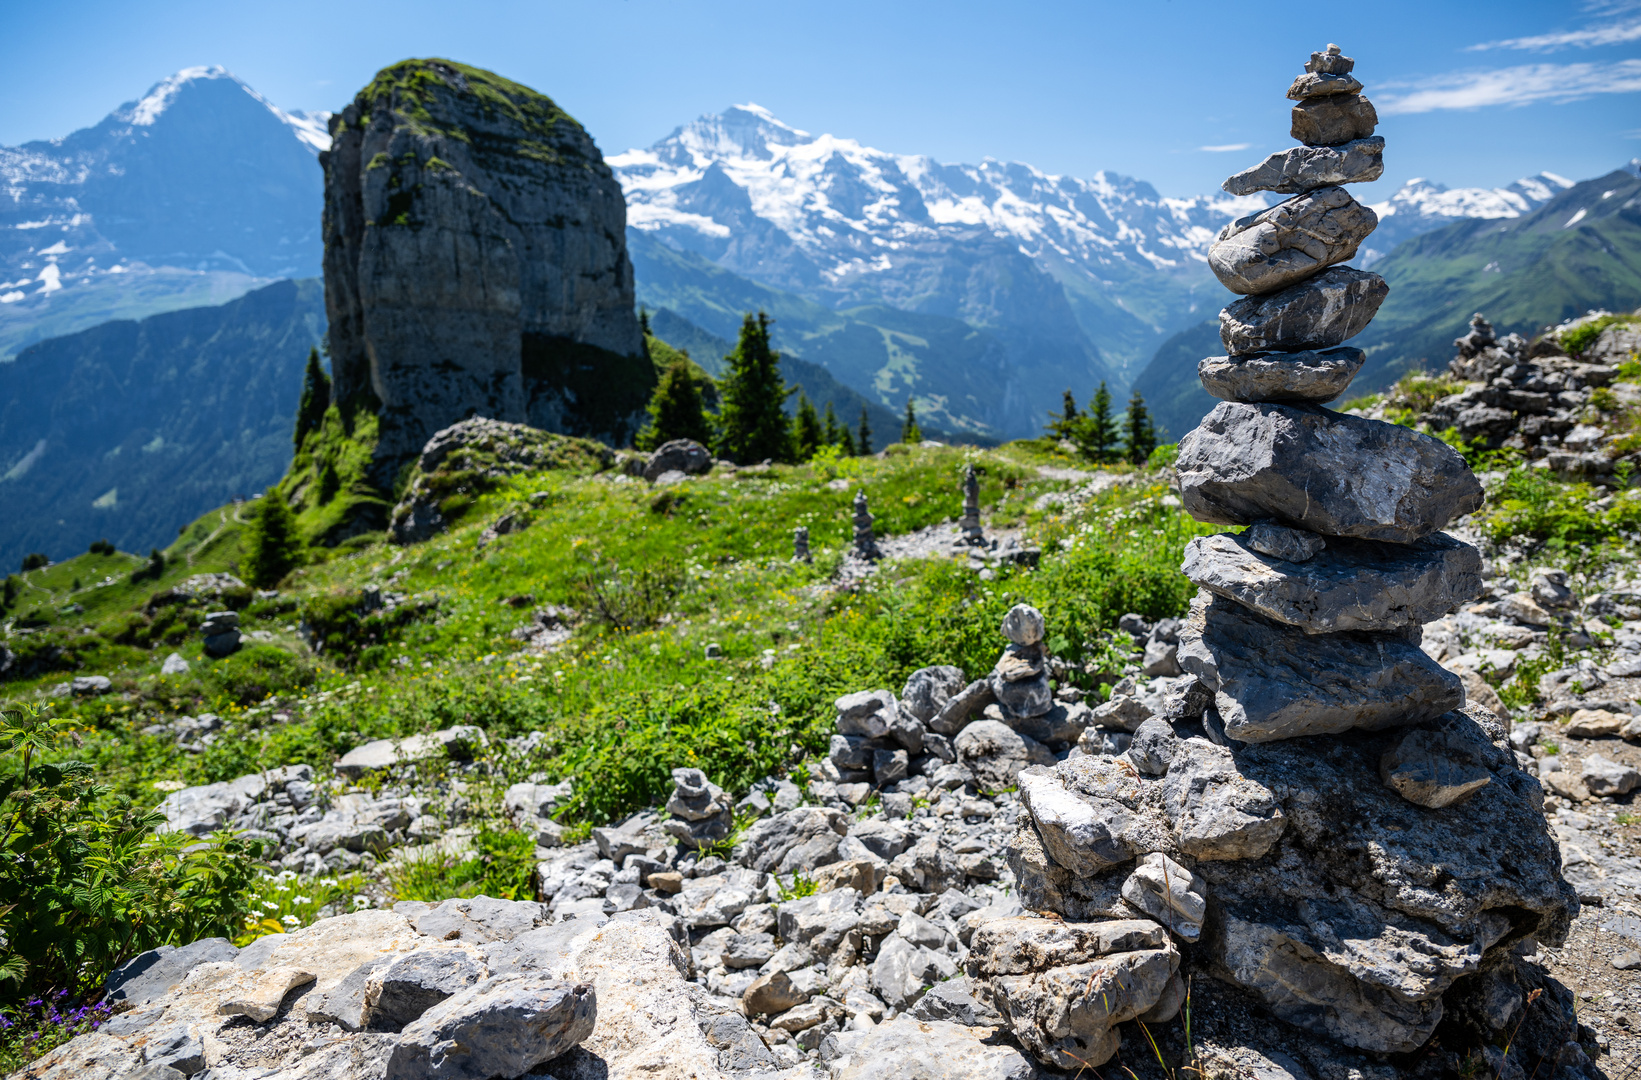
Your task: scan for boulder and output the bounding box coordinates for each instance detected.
[1178,590,1465,742]
[1218,267,1388,354]
[1181,530,1483,634]
[955,721,1055,792]
[384,976,595,1080]
[1177,401,1484,543]
[1198,348,1364,404]
[1161,739,1287,861]
[1291,93,1377,146]
[901,665,968,722]
[1582,754,1641,797]
[336,727,488,777]
[642,439,711,482]
[1286,71,1365,99]
[1208,186,1377,295]
[825,1015,1039,1080]
[732,807,848,874]
[1222,137,1383,196]
[217,967,315,1023]
[106,938,239,1005]
[836,690,900,739]
[366,951,485,1031]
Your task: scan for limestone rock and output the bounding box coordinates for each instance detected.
[929,678,996,736]
[322,60,648,467]
[901,665,968,722]
[743,970,807,1015]
[384,976,595,1080]
[956,721,1055,792]
[1306,43,1356,75]
[1291,94,1377,146]
[1179,591,1465,742]
[1286,71,1365,100]
[366,951,484,1031]
[1177,401,1484,543]
[1120,853,1209,942]
[1001,604,1045,646]
[1208,187,1377,295]
[1181,530,1483,634]
[1218,267,1388,354]
[1161,739,1287,860]
[1379,723,1495,808]
[836,690,899,739]
[336,726,488,777]
[1582,754,1641,796]
[825,1015,1040,1080]
[106,938,239,1005]
[414,897,547,945]
[217,967,315,1023]
[1198,348,1364,404]
[1223,137,1382,197]
[1241,522,1326,563]
[1015,770,1135,876]
[642,439,710,482]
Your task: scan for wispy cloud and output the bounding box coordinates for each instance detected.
[1469,1,1641,52]
[1198,143,1251,153]
[1378,59,1641,114]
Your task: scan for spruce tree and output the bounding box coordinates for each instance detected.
[293,347,331,449]
[636,359,713,451]
[856,406,874,457]
[1123,390,1158,466]
[715,312,794,463]
[838,424,857,456]
[901,400,923,444]
[822,402,841,448]
[1048,389,1080,439]
[243,495,304,588]
[793,392,824,461]
[1080,381,1116,462]
[639,305,651,336]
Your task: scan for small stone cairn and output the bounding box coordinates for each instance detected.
[973,47,1580,1071]
[958,464,983,544]
[792,526,811,563]
[661,767,734,850]
[200,610,241,658]
[851,490,879,560]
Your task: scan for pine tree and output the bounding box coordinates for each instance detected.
[838,424,857,456]
[715,312,794,463]
[1047,389,1080,439]
[293,347,331,449]
[901,400,923,444]
[822,402,841,447]
[639,306,652,336]
[1123,390,1158,466]
[793,392,825,461]
[243,495,304,588]
[636,359,713,451]
[1080,381,1117,462]
[856,406,874,457]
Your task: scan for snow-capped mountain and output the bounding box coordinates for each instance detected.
[1361,173,1575,265]
[0,67,327,358]
[611,104,1281,434]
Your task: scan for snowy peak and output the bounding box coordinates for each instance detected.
[103,66,331,154]
[115,65,233,126]
[1371,172,1575,222]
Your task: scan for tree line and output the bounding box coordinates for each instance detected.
[1044,381,1157,465]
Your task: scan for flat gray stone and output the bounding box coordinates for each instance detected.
[106,937,239,1005]
[1181,530,1483,634]
[1291,94,1377,146]
[305,955,394,1031]
[929,678,996,736]
[1219,267,1388,354]
[1178,590,1465,743]
[367,951,484,1032]
[1209,187,1377,295]
[1199,347,1364,404]
[1241,522,1325,563]
[1223,137,1383,196]
[826,1015,1039,1080]
[1287,71,1364,99]
[955,720,1055,792]
[384,975,595,1080]
[1177,401,1484,543]
[414,897,546,944]
[1120,853,1209,941]
[1379,725,1494,808]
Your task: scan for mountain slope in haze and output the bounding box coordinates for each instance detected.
[1361,172,1576,266]
[611,105,1266,430]
[0,67,327,359]
[0,279,324,569]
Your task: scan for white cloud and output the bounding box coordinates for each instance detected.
[1378,59,1641,114]
[1468,17,1641,51]
[1198,143,1251,153]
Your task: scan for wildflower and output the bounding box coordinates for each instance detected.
[292,895,312,905]
[353,895,371,908]
[282,915,302,928]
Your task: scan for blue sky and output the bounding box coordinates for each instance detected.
[3,0,1638,200]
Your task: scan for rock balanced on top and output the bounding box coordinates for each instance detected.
[1178,42,1485,743]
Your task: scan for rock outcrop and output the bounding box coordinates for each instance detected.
[322,59,651,470]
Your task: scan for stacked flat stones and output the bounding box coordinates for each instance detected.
[973,48,1577,1071]
[1178,42,1486,743]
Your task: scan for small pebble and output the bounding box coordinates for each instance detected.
[1612,951,1641,971]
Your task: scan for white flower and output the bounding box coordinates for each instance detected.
[292,895,312,905]
[282,915,302,927]
[262,902,281,912]
[352,895,371,909]
[152,780,187,792]
[318,878,339,888]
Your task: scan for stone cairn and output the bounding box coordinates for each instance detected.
[958,464,983,544]
[971,47,1580,1072]
[661,767,734,850]
[793,525,811,563]
[851,490,879,560]
[200,610,241,658]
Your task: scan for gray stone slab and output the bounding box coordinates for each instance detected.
[1291,94,1377,146]
[1223,137,1383,197]
[1219,267,1388,355]
[1209,187,1377,296]
[106,937,239,1005]
[1199,347,1364,404]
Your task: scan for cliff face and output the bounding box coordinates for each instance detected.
[321,59,649,467]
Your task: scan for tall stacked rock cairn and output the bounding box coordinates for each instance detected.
[981,47,1589,1076]
[959,464,984,544]
[851,490,880,560]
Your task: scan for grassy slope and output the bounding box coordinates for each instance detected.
[4,443,1206,829]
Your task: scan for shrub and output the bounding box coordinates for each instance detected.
[129,549,165,584]
[242,497,305,588]
[573,560,688,632]
[0,704,262,1000]
[18,555,46,573]
[205,645,318,705]
[86,540,115,557]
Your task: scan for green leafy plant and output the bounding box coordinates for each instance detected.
[776,873,818,902]
[386,825,535,902]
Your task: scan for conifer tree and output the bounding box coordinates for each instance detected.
[639,305,652,336]
[715,312,794,463]
[293,347,331,448]
[822,401,841,448]
[856,406,874,457]
[901,400,923,444]
[1047,389,1080,439]
[793,392,824,461]
[838,424,857,456]
[636,359,713,451]
[1080,381,1117,462]
[243,495,304,588]
[1123,390,1158,466]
